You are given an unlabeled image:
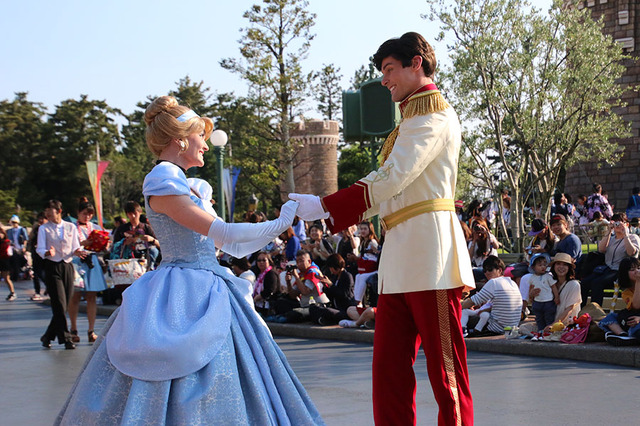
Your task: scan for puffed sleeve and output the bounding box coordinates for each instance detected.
[143,163,191,198]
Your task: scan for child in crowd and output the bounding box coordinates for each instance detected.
[528,253,559,333]
[461,256,522,336]
[598,257,640,346]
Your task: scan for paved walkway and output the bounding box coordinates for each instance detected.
[2,280,639,425]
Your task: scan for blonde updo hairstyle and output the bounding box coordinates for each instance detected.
[144,95,214,156]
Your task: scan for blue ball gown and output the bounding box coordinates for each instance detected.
[55,162,324,425]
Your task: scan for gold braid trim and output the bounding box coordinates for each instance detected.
[380,90,450,164]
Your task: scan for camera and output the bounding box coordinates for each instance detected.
[286,264,297,273]
[613,221,622,227]
[81,254,94,269]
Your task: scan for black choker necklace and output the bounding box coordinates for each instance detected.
[156,160,186,174]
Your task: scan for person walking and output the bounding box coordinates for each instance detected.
[37,200,87,350]
[291,32,474,425]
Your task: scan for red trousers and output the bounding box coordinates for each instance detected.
[373,288,473,426]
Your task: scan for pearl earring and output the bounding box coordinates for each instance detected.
[179,140,186,151]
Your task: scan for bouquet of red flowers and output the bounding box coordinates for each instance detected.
[85,230,110,252]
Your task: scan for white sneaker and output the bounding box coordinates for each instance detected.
[30,293,43,301]
[339,320,357,328]
[6,293,17,301]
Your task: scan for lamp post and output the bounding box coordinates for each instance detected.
[211,130,228,221]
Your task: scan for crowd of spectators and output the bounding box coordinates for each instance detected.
[3,182,640,348]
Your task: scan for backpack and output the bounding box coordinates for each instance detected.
[0,238,13,259]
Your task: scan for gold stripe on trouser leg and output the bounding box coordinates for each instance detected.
[436,290,461,426]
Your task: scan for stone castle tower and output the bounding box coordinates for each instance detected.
[290,120,339,197]
[564,0,640,208]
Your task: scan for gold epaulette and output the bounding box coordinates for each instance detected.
[380,90,450,164]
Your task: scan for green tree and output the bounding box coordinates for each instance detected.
[311,64,342,121]
[221,0,316,196]
[349,61,381,90]
[337,144,371,190]
[0,93,48,209]
[430,0,630,250]
[212,93,284,220]
[44,95,123,214]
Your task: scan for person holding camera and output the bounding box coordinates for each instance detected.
[272,250,329,323]
[580,212,640,307]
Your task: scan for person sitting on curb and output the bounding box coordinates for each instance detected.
[310,253,356,325]
[271,250,329,323]
[598,257,640,346]
[461,255,522,337]
[339,306,377,329]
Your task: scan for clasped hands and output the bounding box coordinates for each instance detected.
[288,193,329,221]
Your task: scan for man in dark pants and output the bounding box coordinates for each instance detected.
[36,200,86,349]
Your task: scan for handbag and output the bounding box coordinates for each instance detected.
[357,259,378,274]
[560,313,592,344]
[107,258,146,285]
[617,309,640,331]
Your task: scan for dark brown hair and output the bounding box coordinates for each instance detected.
[373,32,436,78]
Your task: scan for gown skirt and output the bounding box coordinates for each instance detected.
[55,265,324,425]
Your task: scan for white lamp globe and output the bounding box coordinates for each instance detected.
[211,129,228,147]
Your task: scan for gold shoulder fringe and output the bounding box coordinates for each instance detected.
[380,91,450,164]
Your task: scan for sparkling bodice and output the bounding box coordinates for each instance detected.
[145,195,219,271]
[142,162,219,271]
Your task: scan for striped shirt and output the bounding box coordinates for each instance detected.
[470,276,522,333]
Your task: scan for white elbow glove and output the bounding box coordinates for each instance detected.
[208,200,299,258]
[288,193,329,221]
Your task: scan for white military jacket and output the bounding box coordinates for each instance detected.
[323,85,475,294]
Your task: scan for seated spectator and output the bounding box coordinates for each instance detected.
[340,306,377,329]
[334,225,360,278]
[466,199,484,230]
[526,219,557,261]
[309,254,356,325]
[112,201,160,266]
[461,300,492,338]
[549,214,582,261]
[580,213,640,307]
[626,186,640,223]
[504,262,530,320]
[271,250,329,323]
[598,257,640,346]
[301,223,334,273]
[455,200,466,222]
[250,252,279,316]
[467,219,499,283]
[519,253,582,336]
[349,221,380,304]
[274,227,300,262]
[292,216,307,242]
[230,256,256,285]
[574,194,589,226]
[587,211,609,242]
[461,256,522,336]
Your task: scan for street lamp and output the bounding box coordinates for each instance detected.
[210,129,228,221]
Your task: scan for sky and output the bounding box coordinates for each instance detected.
[1,0,455,118]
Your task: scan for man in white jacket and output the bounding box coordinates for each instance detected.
[291,32,474,426]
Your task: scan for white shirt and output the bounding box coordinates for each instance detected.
[37,221,80,263]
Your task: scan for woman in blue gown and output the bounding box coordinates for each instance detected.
[56,96,324,425]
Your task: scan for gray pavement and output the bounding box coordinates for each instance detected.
[2,280,639,425]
